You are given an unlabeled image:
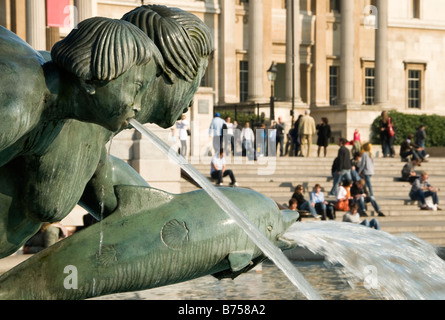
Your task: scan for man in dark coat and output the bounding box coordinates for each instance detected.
[400,134,425,162]
[330,138,352,196]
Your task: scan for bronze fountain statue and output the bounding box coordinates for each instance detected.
[0,5,300,299]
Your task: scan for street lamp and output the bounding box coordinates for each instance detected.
[267,61,278,121]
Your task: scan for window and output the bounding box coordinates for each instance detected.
[239,61,249,102]
[412,0,421,19]
[329,66,339,106]
[329,0,341,13]
[364,68,375,105]
[408,70,421,108]
[404,61,426,109]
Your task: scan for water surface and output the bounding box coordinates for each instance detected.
[92,260,380,300]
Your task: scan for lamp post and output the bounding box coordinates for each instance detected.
[267,61,278,122]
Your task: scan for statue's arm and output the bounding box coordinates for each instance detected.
[0,30,48,154]
[79,149,149,220]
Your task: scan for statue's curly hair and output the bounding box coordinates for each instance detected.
[51,17,164,81]
[121,5,214,83]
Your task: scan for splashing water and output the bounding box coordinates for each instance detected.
[97,184,106,257]
[129,119,321,300]
[283,221,445,300]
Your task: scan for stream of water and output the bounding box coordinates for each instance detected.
[129,119,321,300]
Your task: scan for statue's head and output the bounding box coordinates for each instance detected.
[51,17,164,131]
[122,5,214,128]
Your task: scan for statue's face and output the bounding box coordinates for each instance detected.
[137,57,209,129]
[87,57,208,131]
[85,62,157,132]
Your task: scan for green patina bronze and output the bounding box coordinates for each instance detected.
[0,5,297,299]
[0,186,298,299]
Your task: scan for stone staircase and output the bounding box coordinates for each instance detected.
[180,145,445,247]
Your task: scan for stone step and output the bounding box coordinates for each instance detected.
[187,166,445,175]
[333,211,444,220]
[201,143,396,157]
[387,235,445,246]
[181,180,445,191]
[189,156,445,163]
[380,215,445,222]
[377,209,444,216]
[270,197,423,207]
[186,172,445,179]
[180,186,445,205]
[180,156,445,246]
[187,165,445,176]
[181,172,445,188]
[380,221,445,233]
[183,176,445,187]
[329,209,445,221]
[188,159,445,166]
[189,155,444,162]
[211,188,444,198]
[180,185,442,216]
[186,159,416,164]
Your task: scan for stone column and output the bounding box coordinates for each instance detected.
[46,26,60,50]
[26,0,46,50]
[0,0,11,29]
[285,0,303,104]
[75,0,97,23]
[313,0,328,106]
[248,0,264,102]
[339,0,355,105]
[375,0,388,105]
[219,0,237,103]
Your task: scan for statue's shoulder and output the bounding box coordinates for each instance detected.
[0,26,45,69]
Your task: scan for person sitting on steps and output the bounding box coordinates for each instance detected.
[310,183,335,220]
[334,179,353,212]
[342,202,380,230]
[409,171,442,211]
[210,149,238,187]
[291,185,322,219]
[400,134,426,163]
[401,158,421,184]
[350,179,385,217]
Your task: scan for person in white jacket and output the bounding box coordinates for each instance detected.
[210,149,238,186]
[241,122,255,158]
[176,114,189,157]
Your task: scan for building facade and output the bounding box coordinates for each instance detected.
[1,0,445,143]
[215,0,445,142]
